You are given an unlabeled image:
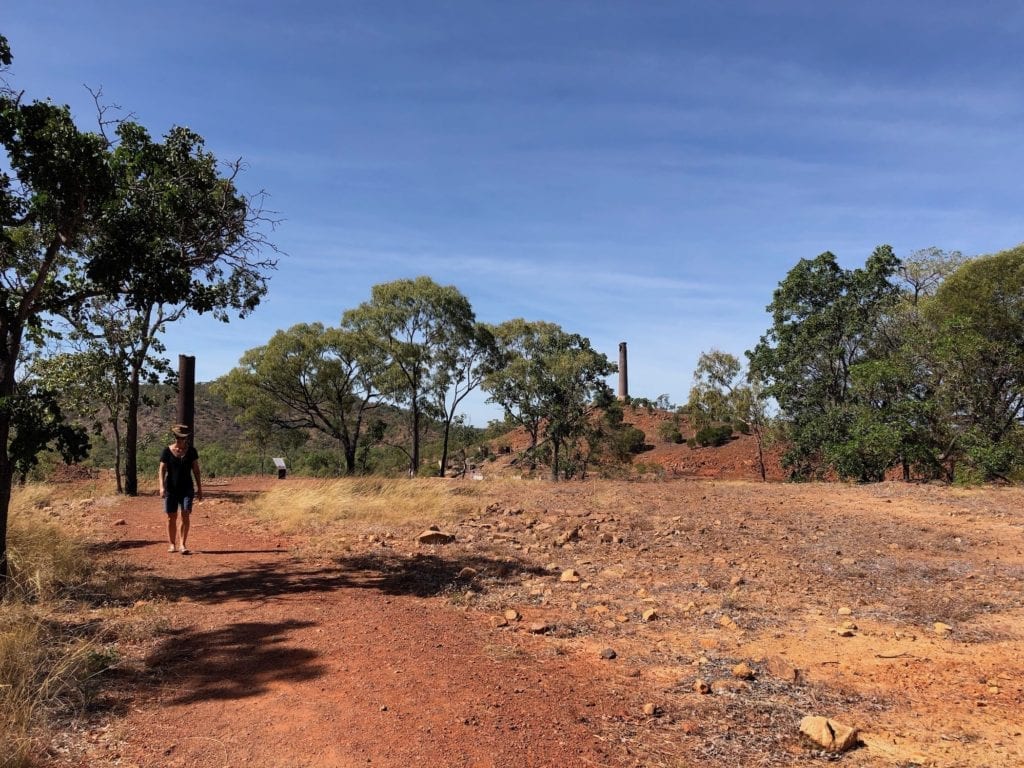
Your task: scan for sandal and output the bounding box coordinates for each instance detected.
[179,547,190,555]
[168,545,177,553]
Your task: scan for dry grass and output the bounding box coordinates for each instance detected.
[252,478,483,534]
[1,482,153,767]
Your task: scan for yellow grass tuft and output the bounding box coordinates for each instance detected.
[2,480,155,765]
[252,478,482,533]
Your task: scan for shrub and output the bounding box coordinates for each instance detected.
[614,425,647,457]
[657,421,684,444]
[695,424,733,447]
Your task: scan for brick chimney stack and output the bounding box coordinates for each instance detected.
[618,342,628,400]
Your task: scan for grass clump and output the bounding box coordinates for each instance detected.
[253,477,481,534]
[1,482,140,767]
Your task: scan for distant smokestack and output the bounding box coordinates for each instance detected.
[618,342,628,400]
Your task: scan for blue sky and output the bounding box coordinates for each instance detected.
[5,2,1024,424]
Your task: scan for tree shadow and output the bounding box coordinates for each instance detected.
[89,539,158,553]
[136,551,547,605]
[145,620,325,705]
[333,551,550,598]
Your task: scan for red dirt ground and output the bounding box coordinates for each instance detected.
[46,470,1024,768]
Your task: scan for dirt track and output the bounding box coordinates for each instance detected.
[54,476,1024,767]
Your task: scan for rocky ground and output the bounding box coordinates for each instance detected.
[46,474,1024,767]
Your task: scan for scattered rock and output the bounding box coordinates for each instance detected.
[641,702,660,716]
[503,609,520,622]
[693,679,711,694]
[456,567,478,580]
[417,529,455,545]
[641,608,659,622]
[527,622,551,634]
[837,606,853,616]
[934,622,953,636]
[711,678,750,694]
[599,648,617,660]
[799,715,859,753]
[731,662,755,680]
[490,616,509,628]
[555,527,581,546]
[113,518,127,526]
[560,568,581,583]
[766,656,801,683]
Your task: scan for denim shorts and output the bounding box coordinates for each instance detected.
[164,495,194,515]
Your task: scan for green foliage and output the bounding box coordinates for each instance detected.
[657,421,684,443]
[483,319,616,480]
[343,277,492,476]
[695,424,733,448]
[747,246,901,478]
[215,322,384,476]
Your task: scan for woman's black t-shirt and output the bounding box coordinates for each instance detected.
[160,445,199,497]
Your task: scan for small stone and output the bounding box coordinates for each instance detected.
[641,608,659,622]
[599,648,617,660]
[417,529,455,545]
[527,622,551,634]
[560,568,581,583]
[504,609,520,622]
[555,527,581,546]
[113,518,127,526]
[766,656,800,683]
[799,715,859,753]
[837,606,853,616]
[693,679,711,694]
[456,567,478,580]
[934,622,953,636]
[731,662,755,680]
[490,616,509,628]
[641,702,659,716]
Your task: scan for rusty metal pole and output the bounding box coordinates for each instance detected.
[618,342,628,400]
[177,355,196,440]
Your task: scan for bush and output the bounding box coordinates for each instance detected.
[695,424,733,447]
[733,419,751,435]
[657,421,684,444]
[614,425,647,458]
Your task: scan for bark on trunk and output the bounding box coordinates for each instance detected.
[124,370,141,496]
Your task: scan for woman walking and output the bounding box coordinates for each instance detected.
[158,424,203,554]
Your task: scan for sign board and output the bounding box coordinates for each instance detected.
[272,457,286,469]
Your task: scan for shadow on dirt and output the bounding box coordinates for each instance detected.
[88,539,159,553]
[333,551,549,598]
[146,620,325,705]
[137,552,546,605]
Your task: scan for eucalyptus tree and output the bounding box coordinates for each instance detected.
[484,320,615,481]
[925,245,1024,480]
[87,122,275,495]
[747,246,901,479]
[687,349,770,481]
[342,277,481,476]
[0,32,275,584]
[216,322,384,475]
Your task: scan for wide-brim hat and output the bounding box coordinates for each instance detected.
[171,424,191,438]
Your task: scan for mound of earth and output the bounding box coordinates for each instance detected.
[484,405,786,481]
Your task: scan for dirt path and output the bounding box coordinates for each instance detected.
[71,479,642,768]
